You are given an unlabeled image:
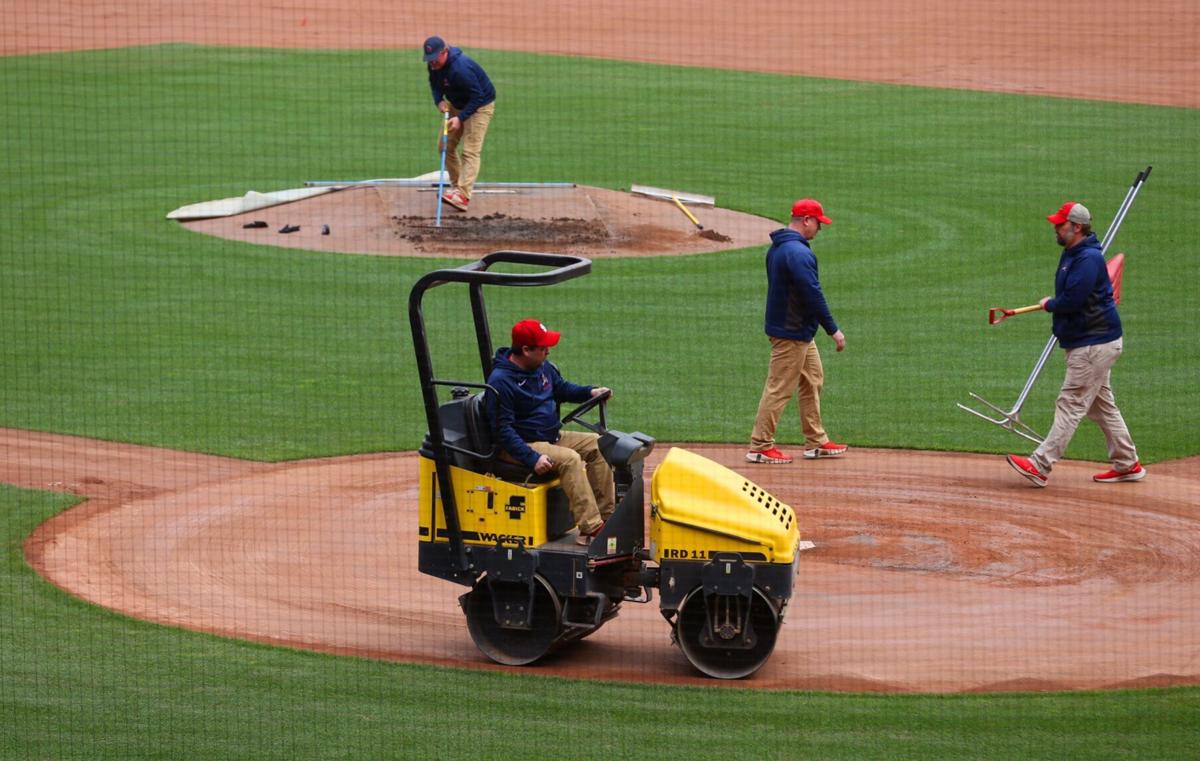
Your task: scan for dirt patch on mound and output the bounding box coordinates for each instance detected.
[8,427,1200,693]
[396,213,609,247]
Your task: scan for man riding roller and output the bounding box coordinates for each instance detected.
[487,319,614,545]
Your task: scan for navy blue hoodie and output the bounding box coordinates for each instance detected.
[1044,233,1122,349]
[485,348,593,470]
[763,228,839,342]
[428,47,496,122]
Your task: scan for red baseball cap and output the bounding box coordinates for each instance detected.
[1047,201,1092,225]
[791,198,832,224]
[511,319,561,348]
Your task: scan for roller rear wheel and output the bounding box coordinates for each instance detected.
[462,574,562,666]
[675,586,780,679]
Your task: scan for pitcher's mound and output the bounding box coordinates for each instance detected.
[180,184,778,258]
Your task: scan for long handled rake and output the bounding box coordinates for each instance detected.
[435,111,449,228]
[957,165,1152,443]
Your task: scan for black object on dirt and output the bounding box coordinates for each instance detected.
[279,224,300,234]
[321,224,331,235]
[242,220,268,229]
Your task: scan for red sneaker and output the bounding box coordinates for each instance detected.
[745,447,793,464]
[1093,462,1146,483]
[576,521,604,545]
[804,441,848,459]
[441,189,469,211]
[1006,454,1047,487]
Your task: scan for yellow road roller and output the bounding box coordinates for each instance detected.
[409,251,801,678]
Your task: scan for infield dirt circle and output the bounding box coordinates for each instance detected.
[8,1,1200,692]
[10,430,1200,692]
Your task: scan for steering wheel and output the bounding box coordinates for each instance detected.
[560,389,612,433]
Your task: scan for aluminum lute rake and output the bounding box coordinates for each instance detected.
[957,166,1152,443]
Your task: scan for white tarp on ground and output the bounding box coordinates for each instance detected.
[166,187,336,220]
[165,172,444,220]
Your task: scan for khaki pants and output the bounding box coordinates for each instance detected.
[445,101,494,200]
[1032,338,1138,473]
[525,431,614,533]
[750,336,828,450]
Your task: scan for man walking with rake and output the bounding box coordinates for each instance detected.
[1006,202,1144,487]
[746,199,848,464]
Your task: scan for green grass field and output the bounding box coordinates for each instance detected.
[3,45,1198,461]
[2,45,1199,757]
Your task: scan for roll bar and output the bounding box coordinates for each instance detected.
[409,252,592,571]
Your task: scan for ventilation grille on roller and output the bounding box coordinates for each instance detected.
[741,481,793,530]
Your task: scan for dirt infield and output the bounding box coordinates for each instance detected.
[5,1,1197,108]
[179,185,769,258]
[9,428,1200,692]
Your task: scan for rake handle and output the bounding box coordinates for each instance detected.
[989,303,1043,325]
[671,195,703,230]
[435,111,449,228]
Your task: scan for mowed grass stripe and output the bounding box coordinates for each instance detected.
[2,45,1196,461]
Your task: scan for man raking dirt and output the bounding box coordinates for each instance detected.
[423,36,496,213]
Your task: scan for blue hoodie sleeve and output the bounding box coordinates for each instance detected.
[428,67,444,107]
[1046,254,1103,314]
[490,380,541,471]
[547,363,593,404]
[786,248,839,335]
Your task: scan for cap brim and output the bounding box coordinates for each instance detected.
[1046,213,1069,224]
[541,330,562,347]
[817,215,832,225]
[423,52,439,62]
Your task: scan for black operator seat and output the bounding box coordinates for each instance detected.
[420,392,573,542]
